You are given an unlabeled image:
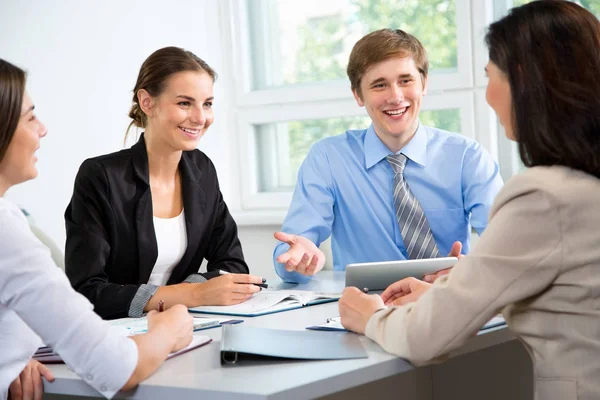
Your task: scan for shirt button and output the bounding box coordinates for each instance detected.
[87,374,94,380]
[101,386,108,392]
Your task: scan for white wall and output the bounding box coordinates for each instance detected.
[0,0,279,278]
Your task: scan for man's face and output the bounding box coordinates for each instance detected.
[353,56,426,144]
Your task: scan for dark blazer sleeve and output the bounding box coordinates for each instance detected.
[64,159,139,318]
[200,160,249,279]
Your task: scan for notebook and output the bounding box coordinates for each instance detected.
[307,315,507,332]
[33,335,212,364]
[220,325,367,365]
[189,290,340,317]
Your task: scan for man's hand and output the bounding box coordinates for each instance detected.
[381,277,432,306]
[423,241,463,283]
[9,359,54,400]
[274,232,326,276]
[338,287,386,334]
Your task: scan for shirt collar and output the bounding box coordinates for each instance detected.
[364,122,428,169]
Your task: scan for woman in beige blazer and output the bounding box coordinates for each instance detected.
[338,2,600,399]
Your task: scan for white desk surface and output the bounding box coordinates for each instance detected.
[43,271,515,399]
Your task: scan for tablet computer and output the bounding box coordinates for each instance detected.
[345,257,458,291]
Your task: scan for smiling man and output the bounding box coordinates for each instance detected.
[273,29,503,283]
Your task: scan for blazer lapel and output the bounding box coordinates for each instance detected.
[131,134,158,284]
[167,152,206,284]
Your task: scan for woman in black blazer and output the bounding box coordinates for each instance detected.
[65,47,263,319]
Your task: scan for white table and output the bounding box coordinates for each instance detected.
[44,272,532,399]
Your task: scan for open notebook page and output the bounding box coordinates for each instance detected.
[190,290,340,315]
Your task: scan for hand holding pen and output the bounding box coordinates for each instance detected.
[218,270,268,289]
[146,303,194,353]
[194,271,267,305]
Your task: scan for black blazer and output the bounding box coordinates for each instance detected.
[65,135,248,319]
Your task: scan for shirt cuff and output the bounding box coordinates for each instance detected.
[128,284,159,317]
[184,274,208,284]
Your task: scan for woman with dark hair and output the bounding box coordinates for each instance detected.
[0,59,193,400]
[65,47,263,320]
[338,2,600,398]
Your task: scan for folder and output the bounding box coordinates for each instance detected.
[306,315,507,333]
[220,325,368,365]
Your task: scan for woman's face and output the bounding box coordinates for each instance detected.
[0,92,47,186]
[142,70,214,152]
[485,61,514,140]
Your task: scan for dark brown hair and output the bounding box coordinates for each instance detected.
[347,28,428,98]
[0,59,26,163]
[486,0,600,177]
[125,46,217,141]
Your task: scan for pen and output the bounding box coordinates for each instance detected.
[218,270,268,289]
[158,300,164,312]
[326,316,341,323]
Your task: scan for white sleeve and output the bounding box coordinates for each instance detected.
[0,206,138,399]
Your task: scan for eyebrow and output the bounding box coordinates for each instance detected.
[176,95,195,102]
[175,95,214,102]
[368,74,414,86]
[21,105,35,116]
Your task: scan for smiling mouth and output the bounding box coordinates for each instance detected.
[178,126,202,135]
[384,106,408,116]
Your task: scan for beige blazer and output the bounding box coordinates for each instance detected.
[365,166,600,400]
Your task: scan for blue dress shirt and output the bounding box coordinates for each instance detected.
[273,124,503,283]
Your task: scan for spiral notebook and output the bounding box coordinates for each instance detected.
[190,290,340,317]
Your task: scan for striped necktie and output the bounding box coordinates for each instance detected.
[387,153,440,259]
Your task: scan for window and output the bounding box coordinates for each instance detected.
[248,0,461,90]
[224,0,511,212]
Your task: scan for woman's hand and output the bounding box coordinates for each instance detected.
[381,277,432,306]
[9,359,54,400]
[194,274,264,306]
[147,304,193,352]
[338,287,386,334]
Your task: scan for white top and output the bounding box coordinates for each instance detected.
[148,210,187,286]
[0,198,138,399]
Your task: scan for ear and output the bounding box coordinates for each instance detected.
[352,88,365,107]
[137,89,155,118]
[421,75,428,96]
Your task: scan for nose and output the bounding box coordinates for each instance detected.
[39,120,48,138]
[190,106,206,126]
[388,84,404,104]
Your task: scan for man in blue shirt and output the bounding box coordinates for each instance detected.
[273,29,503,283]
